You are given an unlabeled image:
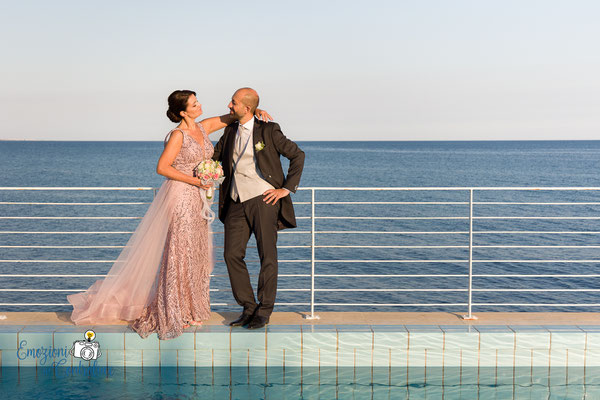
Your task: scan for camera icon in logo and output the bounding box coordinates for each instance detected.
[70,330,102,361]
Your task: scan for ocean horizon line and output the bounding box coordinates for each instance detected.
[3,139,600,143]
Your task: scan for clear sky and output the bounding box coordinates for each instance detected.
[1,0,599,141]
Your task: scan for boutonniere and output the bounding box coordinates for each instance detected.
[255,141,265,152]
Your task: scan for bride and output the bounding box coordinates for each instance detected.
[67,90,271,340]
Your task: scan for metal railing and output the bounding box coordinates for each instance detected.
[2,186,600,319]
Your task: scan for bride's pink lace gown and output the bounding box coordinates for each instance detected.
[68,124,214,340]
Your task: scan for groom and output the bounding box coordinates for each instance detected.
[212,88,305,329]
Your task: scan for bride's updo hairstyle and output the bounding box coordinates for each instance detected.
[166,90,196,123]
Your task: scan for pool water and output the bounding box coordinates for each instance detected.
[2,367,600,399]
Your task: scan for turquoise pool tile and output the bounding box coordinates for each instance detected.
[266,324,300,332]
[0,325,24,332]
[231,349,249,367]
[587,349,600,367]
[301,330,337,350]
[195,325,230,350]
[266,348,284,367]
[478,348,498,367]
[550,348,568,368]
[578,325,600,332]
[442,365,461,386]
[372,347,390,367]
[549,365,568,386]
[390,347,408,367]
[443,331,479,349]
[532,348,550,367]
[515,331,550,349]
[551,331,586,349]
[231,328,266,350]
[159,349,178,366]
[373,331,408,349]
[302,347,336,367]
[473,325,513,332]
[544,325,584,331]
[425,366,443,386]
[283,349,302,367]
[177,349,195,367]
[586,332,600,349]
[461,365,478,385]
[514,348,533,367]
[567,366,586,385]
[266,348,301,368]
[0,325,23,349]
[194,348,212,367]
[514,366,532,385]
[0,332,18,350]
[266,331,301,350]
[336,324,372,331]
[338,330,373,350]
[248,348,266,367]
[159,331,195,350]
[248,362,267,382]
[371,324,407,332]
[337,347,372,367]
[230,366,248,384]
[462,349,479,367]
[567,349,585,368]
[443,350,460,368]
[301,324,337,332]
[124,349,142,366]
[1,349,19,366]
[18,325,56,349]
[425,349,444,367]
[496,366,514,386]
[141,349,160,367]
[478,366,496,386]
[407,331,443,350]
[478,331,515,349]
[389,366,408,386]
[407,348,426,367]
[406,366,426,385]
[85,326,126,350]
[212,348,230,367]
[405,325,442,332]
[372,386,393,400]
[265,366,284,385]
[440,325,477,332]
[497,347,515,367]
[105,349,125,367]
[124,328,160,350]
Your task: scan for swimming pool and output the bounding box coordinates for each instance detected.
[2,366,599,399]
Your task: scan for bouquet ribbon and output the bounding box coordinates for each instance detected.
[199,185,216,223]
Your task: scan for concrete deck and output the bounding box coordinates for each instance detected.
[1,311,599,326]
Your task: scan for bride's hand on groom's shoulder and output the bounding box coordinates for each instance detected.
[255,108,273,122]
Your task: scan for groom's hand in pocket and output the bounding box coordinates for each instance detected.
[263,188,289,205]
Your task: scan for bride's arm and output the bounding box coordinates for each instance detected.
[156,130,210,188]
[199,109,273,134]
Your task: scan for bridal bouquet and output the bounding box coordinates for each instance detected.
[195,160,225,200]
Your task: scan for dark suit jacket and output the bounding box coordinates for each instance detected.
[212,118,305,230]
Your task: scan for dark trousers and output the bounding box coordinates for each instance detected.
[224,195,280,318]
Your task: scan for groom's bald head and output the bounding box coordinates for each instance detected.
[235,88,260,113]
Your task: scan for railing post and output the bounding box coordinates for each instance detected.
[463,188,477,320]
[305,188,319,319]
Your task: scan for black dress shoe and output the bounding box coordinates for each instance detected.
[247,315,269,330]
[229,313,254,327]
